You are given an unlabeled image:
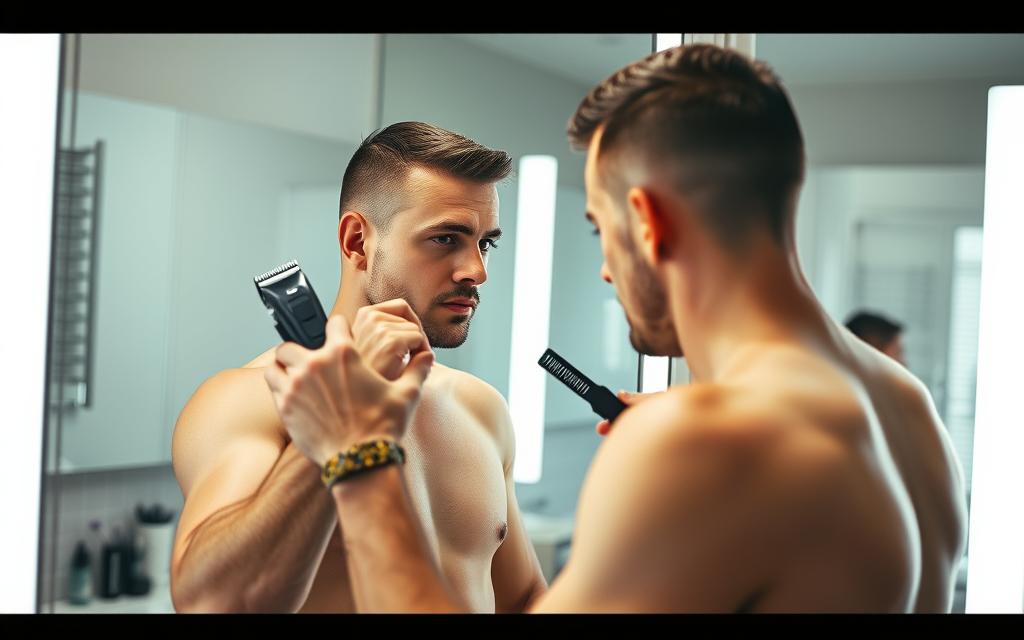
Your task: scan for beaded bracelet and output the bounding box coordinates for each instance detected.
[321,439,406,489]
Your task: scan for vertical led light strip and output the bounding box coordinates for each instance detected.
[508,156,558,484]
[0,33,61,613]
[656,33,683,51]
[965,86,1024,613]
[637,33,683,395]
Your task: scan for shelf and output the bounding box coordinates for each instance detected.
[50,587,174,614]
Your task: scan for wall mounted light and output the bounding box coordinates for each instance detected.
[508,155,558,484]
[965,85,1024,613]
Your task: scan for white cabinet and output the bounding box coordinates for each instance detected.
[58,93,357,472]
[59,93,179,472]
[162,114,354,459]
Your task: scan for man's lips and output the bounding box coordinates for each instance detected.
[442,298,477,308]
[441,300,474,314]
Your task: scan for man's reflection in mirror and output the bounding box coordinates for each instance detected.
[845,310,907,366]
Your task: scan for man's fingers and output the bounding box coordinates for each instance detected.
[359,299,426,334]
[597,390,649,437]
[353,310,415,336]
[274,341,309,372]
[397,349,435,398]
[263,362,288,392]
[381,330,431,359]
[325,314,355,345]
[617,389,657,405]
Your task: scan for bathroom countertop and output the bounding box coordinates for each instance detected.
[44,514,574,615]
[50,587,174,614]
[520,511,574,545]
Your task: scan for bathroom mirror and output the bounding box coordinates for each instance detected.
[42,33,1019,613]
[38,33,654,612]
[751,33,1024,613]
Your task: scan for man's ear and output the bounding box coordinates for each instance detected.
[626,186,673,265]
[339,211,371,272]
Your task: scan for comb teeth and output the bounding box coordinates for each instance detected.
[254,260,299,284]
[540,352,591,396]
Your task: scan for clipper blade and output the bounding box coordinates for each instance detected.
[254,260,328,349]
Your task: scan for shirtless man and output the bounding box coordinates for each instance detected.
[268,44,969,612]
[169,122,547,613]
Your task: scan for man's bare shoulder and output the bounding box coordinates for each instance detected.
[240,346,278,370]
[607,383,794,451]
[172,354,286,495]
[177,353,280,430]
[430,364,513,467]
[843,329,938,415]
[595,382,851,532]
[561,383,852,610]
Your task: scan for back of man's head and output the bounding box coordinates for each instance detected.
[567,44,805,253]
[844,311,904,352]
[339,121,512,236]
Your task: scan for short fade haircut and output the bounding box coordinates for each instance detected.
[567,44,805,251]
[339,121,513,235]
[845,311,904,349]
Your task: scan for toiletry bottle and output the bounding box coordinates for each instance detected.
[125,527,152,596]
[119,526,135,595]
[67,541,92,606]
[99,526,124,599]
[88,520,103,597]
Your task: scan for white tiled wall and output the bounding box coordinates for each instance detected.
[40,464,183,609]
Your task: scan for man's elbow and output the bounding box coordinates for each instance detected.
[500,578,548,613]
[171,574,232,613]
[170,563,253,613]
[523,579,548,612]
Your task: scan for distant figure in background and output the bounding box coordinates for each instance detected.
[845,310,907,367]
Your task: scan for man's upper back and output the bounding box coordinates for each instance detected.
[835,328,969,611]
[538,327,968,613]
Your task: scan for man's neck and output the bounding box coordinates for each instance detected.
[669,243,835,384]
[328,272,364,325]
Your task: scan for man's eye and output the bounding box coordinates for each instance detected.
[481,238,499,252]
[432,235,455,246]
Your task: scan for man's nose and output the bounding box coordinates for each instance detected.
[455,250,487,286]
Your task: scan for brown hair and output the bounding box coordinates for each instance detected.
[339,121,512,235]
[568,44,805,250]
[845,311,904,349]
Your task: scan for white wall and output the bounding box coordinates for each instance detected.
[56,90,358,472]
[0,32,61,614]
[165,111,357,458]
[787,80,998,166]
[77,34,379,146]
[59,93,180,471]
[796,165,985,319]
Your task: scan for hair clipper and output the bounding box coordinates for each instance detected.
[254,260,329,349]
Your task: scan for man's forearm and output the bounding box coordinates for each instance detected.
[172,443,339,612]
[330,464,467,613]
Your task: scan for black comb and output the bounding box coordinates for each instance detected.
[537,348,627,423]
